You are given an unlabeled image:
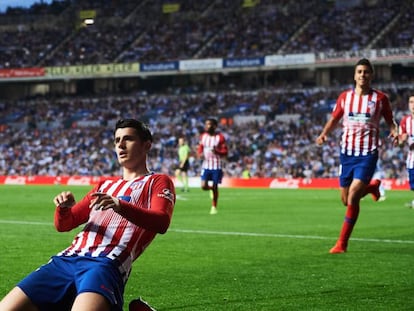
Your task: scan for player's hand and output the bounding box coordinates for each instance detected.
[316,134,327,145]
[388,132,399,147]
[90,192,120,212]
[53,191,75,208]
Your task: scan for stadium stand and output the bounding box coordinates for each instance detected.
[0,85,411,179]
[0,0,413,67]
[0,0,413,181]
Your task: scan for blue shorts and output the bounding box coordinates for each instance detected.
[408,168,414,190]
[339,152,378,187]
[17,256,124,311]
[201,168,223,185]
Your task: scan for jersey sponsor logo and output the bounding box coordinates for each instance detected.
[157,188,174,203]
[348,112,370,123]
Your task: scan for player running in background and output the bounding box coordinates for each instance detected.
[398,94,414,208]
[0,119,175,311]
[372,160,387,202]
[175,136,191,192]
[316,58,399,254]
[197,118,228,214]
[372,159,386,201]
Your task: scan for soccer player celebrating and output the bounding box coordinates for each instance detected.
[398,94,414,208]
[197,118,228,214]
[316,58,399,254]
[0,119,175,311]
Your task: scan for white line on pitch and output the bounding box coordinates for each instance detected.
[1,220,413,245]
[169,228,414,244]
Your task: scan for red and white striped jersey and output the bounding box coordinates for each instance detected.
[197,132,228,170]
[332,88,394,156]
[399,114,414,169]
[54,173,175,282]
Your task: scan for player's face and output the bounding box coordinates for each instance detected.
[409,96,414,114]
[114,127,150,168]
[205,120,216,134]
[354,65,373,90]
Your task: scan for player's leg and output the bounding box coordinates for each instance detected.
[340,185,348,206]
[210,182,218,214]
[409,169,414,208]
[182,161,190,191]
[74,256,124,311]
[182,171,189,191]
[209,169,223,214]
[331,154,376,253]
[200,169,212,191]
[71,292,111,311]
[175,168,183,189]
[330,181,364,254]
[363,179,381,201]
[362,154,381,201]
[4,256,77,310]
[330,156,354,253]
[0,287,39,311]
[201,179,209,190]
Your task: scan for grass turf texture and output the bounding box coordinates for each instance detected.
[0,185,413,310]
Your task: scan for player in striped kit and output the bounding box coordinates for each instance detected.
[0,119,175,311]
[197,118,228,214]
[316,58,399,254]
[398,95,414,208]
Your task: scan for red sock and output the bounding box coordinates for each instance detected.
[364,179,380,197]
[337,204,359,246]
[364,184,374,196]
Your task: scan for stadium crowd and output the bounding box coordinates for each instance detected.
[0,83,412,181]
[0,0,413,181]
[0,0,413,68]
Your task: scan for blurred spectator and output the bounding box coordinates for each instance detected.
[0,83,411,180]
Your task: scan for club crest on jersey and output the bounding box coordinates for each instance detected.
[368,100,376,109]
[158,188,174,203]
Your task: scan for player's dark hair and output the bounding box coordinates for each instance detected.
[355,58,374,74]
[206,118,218,126]
[115,119,153,142]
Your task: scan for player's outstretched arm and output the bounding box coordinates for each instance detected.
[316,117,339,145]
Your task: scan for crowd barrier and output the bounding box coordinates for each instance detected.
[0,176,409,190]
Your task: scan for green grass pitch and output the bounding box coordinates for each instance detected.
[0,185,413,310]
